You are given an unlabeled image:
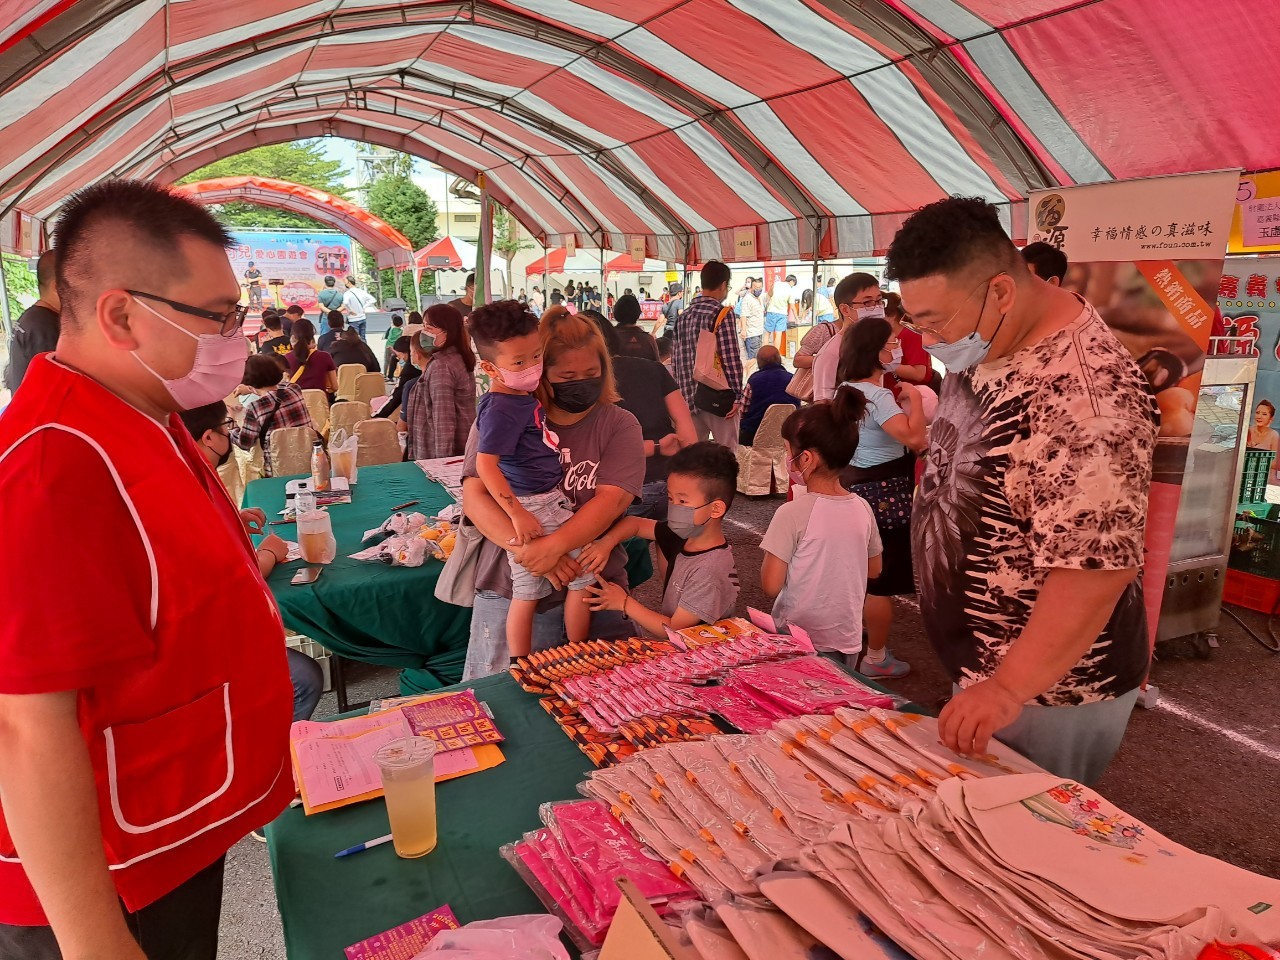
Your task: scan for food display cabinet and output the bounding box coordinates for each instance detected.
[1156,353,1259,650]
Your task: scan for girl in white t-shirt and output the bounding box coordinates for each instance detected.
[760,388,883,663]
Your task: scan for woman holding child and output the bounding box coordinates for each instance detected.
[460,303,645,680]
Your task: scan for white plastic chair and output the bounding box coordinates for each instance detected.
[734,403,793,495]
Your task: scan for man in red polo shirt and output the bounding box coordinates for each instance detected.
[0,181,294,960]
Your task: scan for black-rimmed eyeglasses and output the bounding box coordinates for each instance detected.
[128,290,248,338]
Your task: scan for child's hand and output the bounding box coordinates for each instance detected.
[657,433,681,457]
[583,577,627,613]
[576,539,612,575]
[509,507,544,546]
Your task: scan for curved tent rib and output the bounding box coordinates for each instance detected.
[0,0,1276,258]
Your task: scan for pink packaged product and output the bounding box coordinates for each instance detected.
[501,832,610,949]
[731,657,898,715]
[541,799,696,909]
[691,681,788,734]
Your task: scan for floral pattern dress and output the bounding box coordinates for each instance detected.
[912,301,1159,706]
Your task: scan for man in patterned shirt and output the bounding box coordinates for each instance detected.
[672,261,743,450]
[888,197,1158,785]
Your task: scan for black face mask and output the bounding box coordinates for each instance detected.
[213,431,232,468]
[551,377,603,413]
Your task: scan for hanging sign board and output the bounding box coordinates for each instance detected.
[733,226,757,261]
[565,235,576,257]
[630,235,646,262]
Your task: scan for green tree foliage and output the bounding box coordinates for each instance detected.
[1,255,37,328]
[493,208,532,296]
[181,142,351,230]
[362,173,440,306]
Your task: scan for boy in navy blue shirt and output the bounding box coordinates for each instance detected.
[471,301,594,655]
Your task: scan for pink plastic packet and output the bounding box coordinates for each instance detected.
[732,657,897,714]
[543,799,696,909]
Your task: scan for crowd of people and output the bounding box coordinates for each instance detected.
[0,179,1160,958]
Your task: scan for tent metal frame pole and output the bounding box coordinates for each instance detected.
[0,256,12,366]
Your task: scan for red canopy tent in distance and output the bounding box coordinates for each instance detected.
[175,176,415,270]
[1,1,1277,263]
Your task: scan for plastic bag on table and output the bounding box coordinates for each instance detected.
[713,736,860,844]
[330,429,359,486]
[578,778,733,902]
[776,718,907,810]
[823,820,1022,960]
[731,657,899,714]
[501,834,610,949]
[835,710,950,788]
[412,914,570,960]
[867,708,1045,779]
[362,511,429,543]
[666,740,804,861]
[636,750,772,880]
[540,799,696,910]
[588,765,758,899]
[764,730,893,819]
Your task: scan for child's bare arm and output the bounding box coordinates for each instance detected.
[576,515,651,574]
[476,452,542,545]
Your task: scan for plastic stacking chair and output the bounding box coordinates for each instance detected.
[328,400,371,441]
[268,426,319,477]
[355,418,403,466]
[302,389,329,435]
[336,363,364,401]
[353,371,387,407]
[734,403,792,495]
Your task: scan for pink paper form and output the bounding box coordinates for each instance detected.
[344,905,460,960]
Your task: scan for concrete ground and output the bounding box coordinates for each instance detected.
[214,491,1280,955]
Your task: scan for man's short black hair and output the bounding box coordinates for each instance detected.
[832,272,880,307]
[465,273,476,288]
[668,441,738,508]
[262,312,283,332]
[35,250,56,296]
[53,180,232,325]
[178,399,227,441]
[391,314,404,326]
[469,299,539,361]
[656,335,672,360]
[327,311,344,329]
[700,260,731,291]
[284,304,304,316]
[885,196,1019,283]
[242,354,283,389]
[1020,241,1068,283]
[324,275,337,286]
[345,275,357,286]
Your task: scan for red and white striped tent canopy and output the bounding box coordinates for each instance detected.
[1,0,1277,260]
[412,235,479,271]
[525,248,608,277]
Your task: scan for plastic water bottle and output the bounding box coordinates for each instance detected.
[311,439,331,493]
[295,489,316,517]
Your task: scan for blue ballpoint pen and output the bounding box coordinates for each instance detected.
[334,833,394,858]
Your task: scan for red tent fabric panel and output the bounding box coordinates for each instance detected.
[999,0,1280,177]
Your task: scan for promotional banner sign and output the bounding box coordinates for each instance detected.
[228,230,354,311]
[1028,170,1238,645]
[1230,171,1280,255]
[1219,256,1280,477]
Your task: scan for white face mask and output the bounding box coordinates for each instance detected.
[131,297,248,410]
[883,343,904,373]
[857,304,886,321]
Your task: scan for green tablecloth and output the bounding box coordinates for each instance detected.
[245,462,654,693]
[266,672,592,959]
[245,462,473,692]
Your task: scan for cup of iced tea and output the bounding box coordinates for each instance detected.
[374,738,438,858]
[297,509,336,564]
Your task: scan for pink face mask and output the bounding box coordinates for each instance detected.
[131,297,248,410]
[493,361,544,393]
